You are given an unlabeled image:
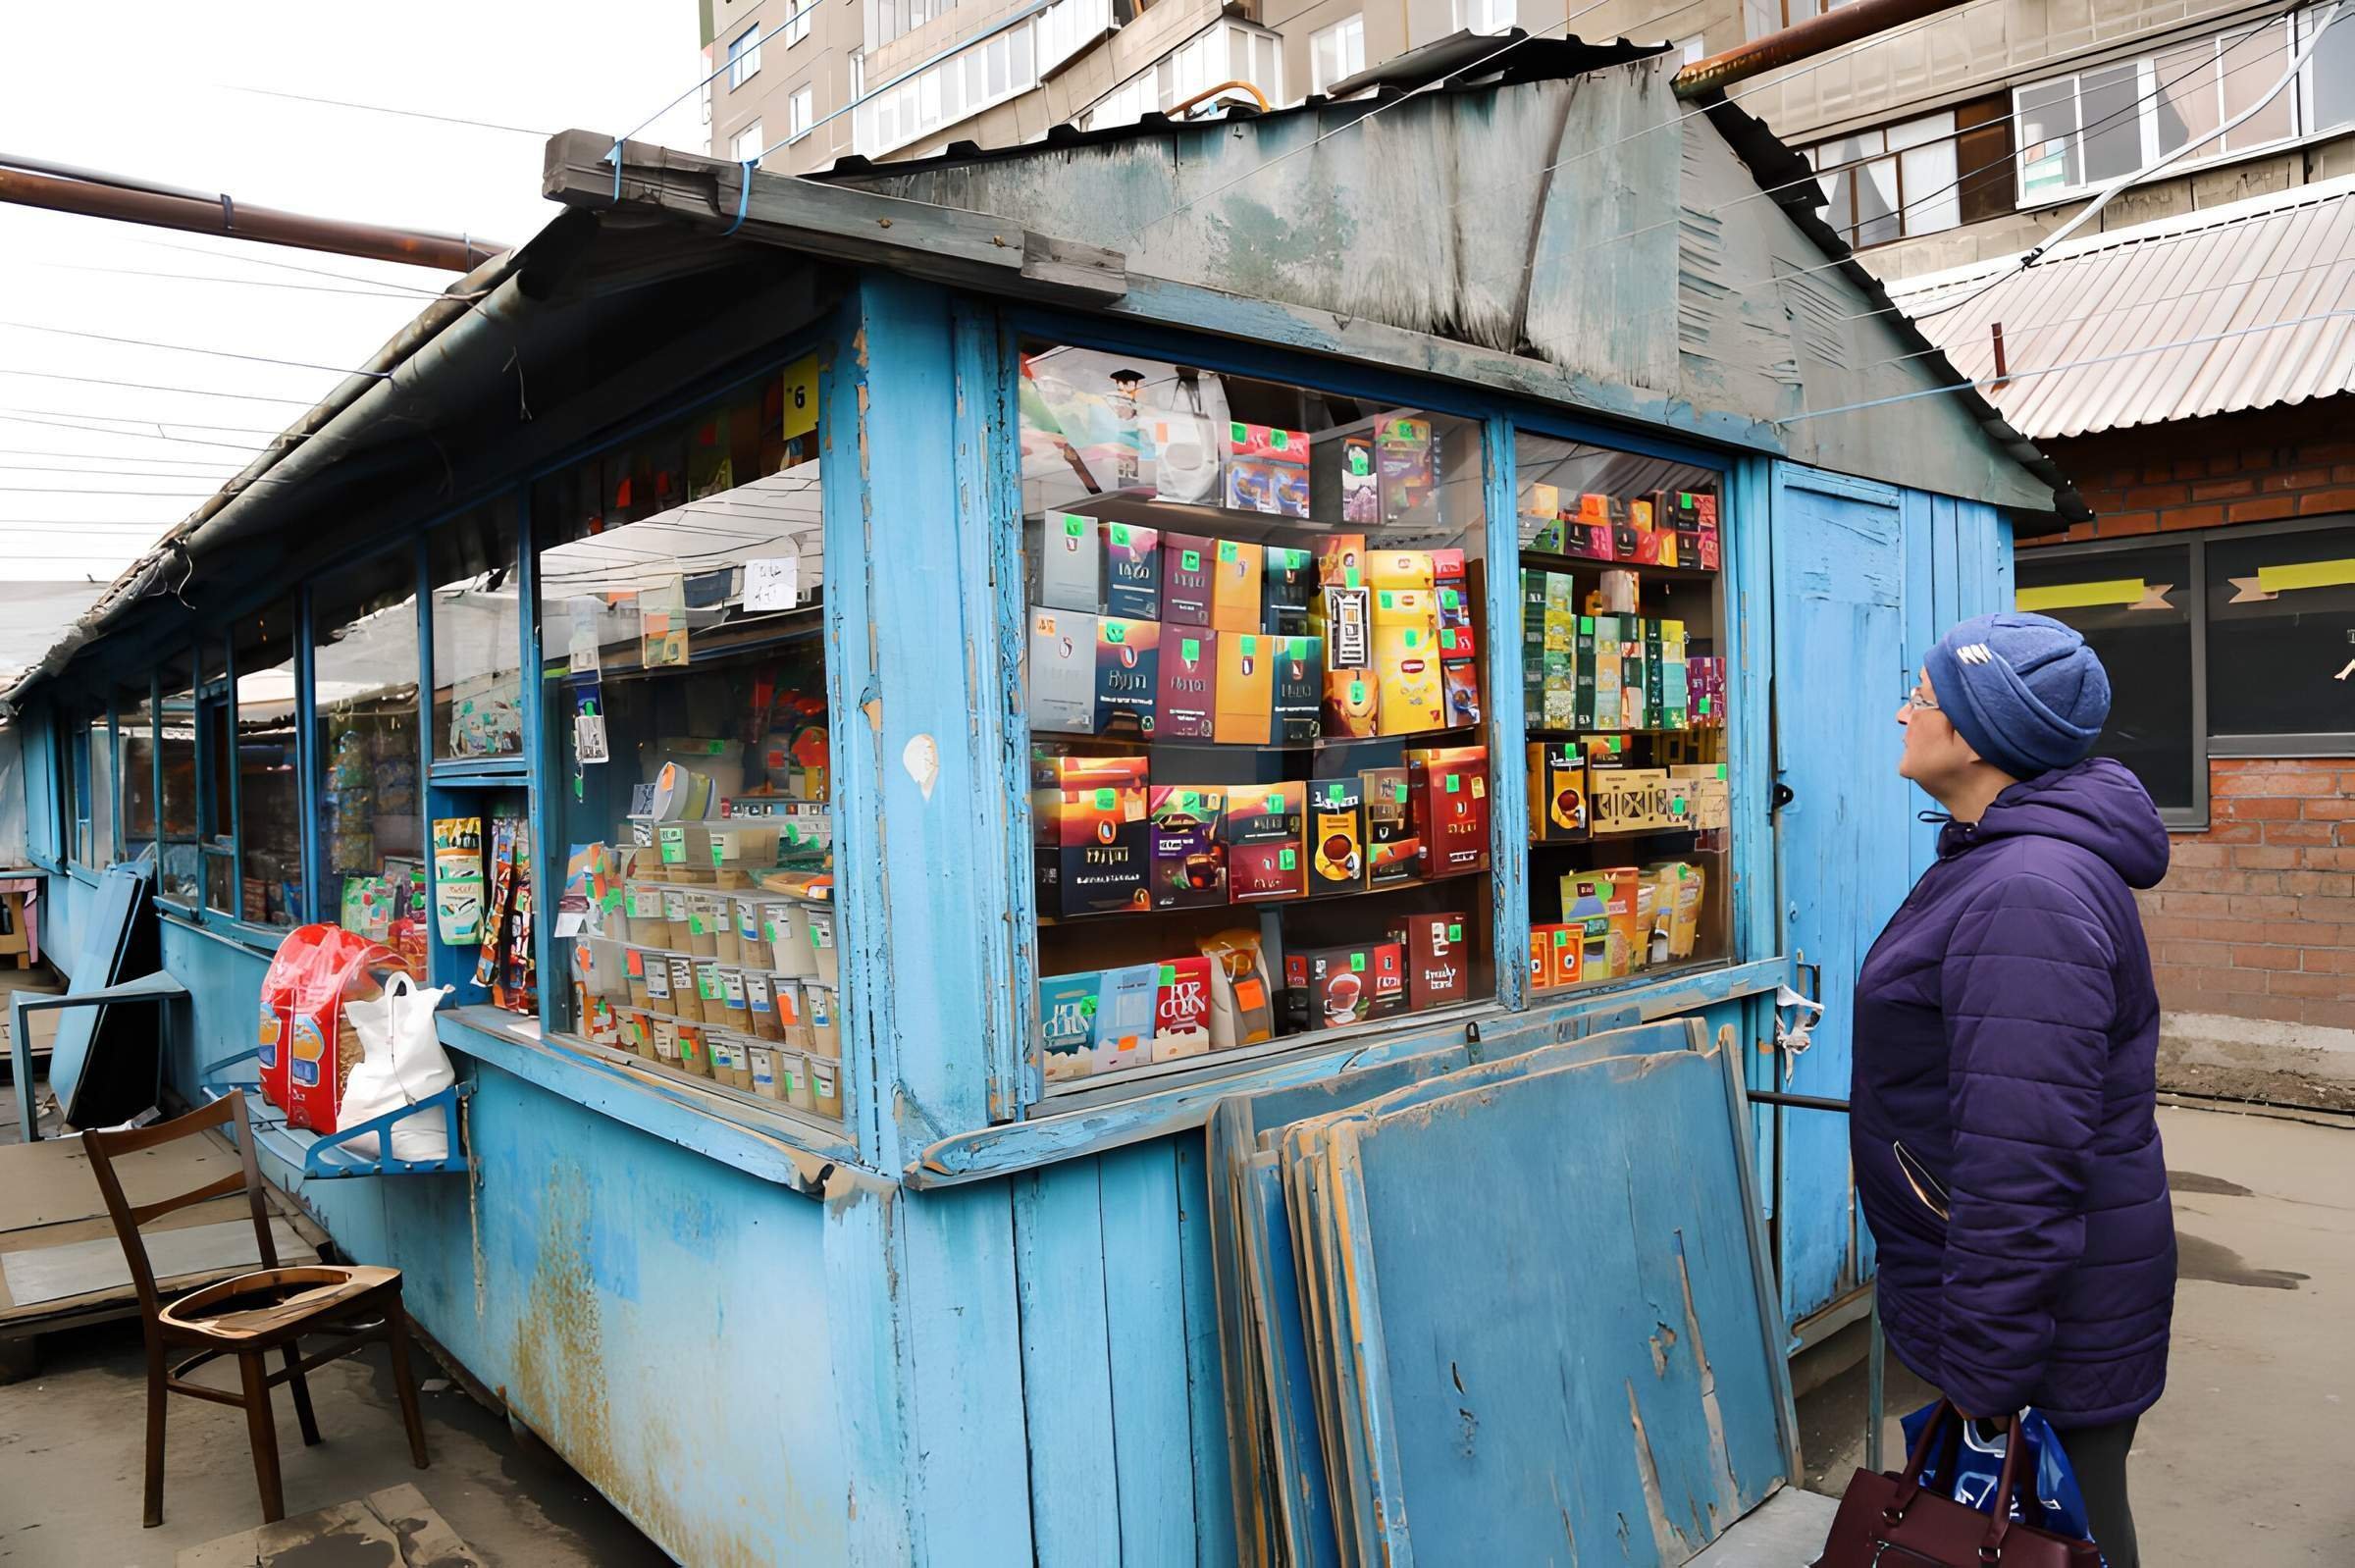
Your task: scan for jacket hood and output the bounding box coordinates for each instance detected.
[1939,758,2171,889]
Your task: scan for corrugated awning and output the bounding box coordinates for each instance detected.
[1888,173,2355,442]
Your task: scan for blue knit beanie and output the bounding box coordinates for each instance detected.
[1922,611,2111,780]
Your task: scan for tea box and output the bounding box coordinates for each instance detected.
[1262,546,1318,637]
[1227,783,1307,903]
[1526,742,1589,842]
[1213,629,1275,745]
[1408,745,1491,876]
[1029,607,1097,734]
[1392,911,1470,1011]
[1032,755,1151,917]
[1211,538,1264,634]
[1157,628,1217,740]
[1361,765,1419,888]
[1149,786,1228,910]
[1273,635,1325,745]
[1101,521,1162,618]
[1161,531,1216,626]
[1094,615,1161,739]
[1305,775,1366,896]
[1040,511,1101,612]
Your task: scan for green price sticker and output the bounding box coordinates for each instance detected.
[1445,773,1460,793]
[1280,849,1296,869]
[1220,541,1239,562]
[1111,524,1130,545]
[1182,549,1201,571]
[1267,793,1283,813]
[1160,964,1177,984]
[1379,591,1394,609]
[1181,637,1200,659]
[1345,567,1360,588]
[1272,430,1290,449]
[1080,996,1097,1017]
[1062,514,1083,538]
[1106,621,1125,643]
[1095,788,1116,809]
[1393,782,1407,802]
[1555,928,1573,947]
[1447,922,1463,941]
[1350,681,1366,702]
[1328,783,1345,804]
[1230,421,1248,444]
[1350,952,1366,971]
[1240,635,1257,654]
[1181,790,1199,810]
[1440,589,1459,608]
[1404,629,1420,649]
[1393,419,1414,439]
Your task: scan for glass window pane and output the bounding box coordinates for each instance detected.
[1885,110,1953,151]
[200,642,235,915]
[430,500,523,760]
[2312,10,2355,133]
[1516,437,1729,999]
[86,711,114,866]
[536,372,836,1116]
[314,549,423,940]
[1855,155,1901,246]
[158,659,200,904]
[2152,41,2219,159]
[1020,345,1496,1090]
[2016,79,2080,196]
[236,599,304,927]
[2221,22,2294,151]
[120,685,155,853]
[1899,139,1960,235]
[2206,525,2355,741]
[2079,63,2143,183]
[2015,547,2195,810]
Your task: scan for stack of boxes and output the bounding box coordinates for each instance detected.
[1529,858,1707,993]
[1515,586,1712,735]
[1521,485,1721,570]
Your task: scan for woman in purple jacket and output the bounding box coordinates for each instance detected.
[1853,611,2173,1568]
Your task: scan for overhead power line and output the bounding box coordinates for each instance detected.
[0,319,384,379]
[224,84,552,138]
[22,257,433,299]
[0,367,317,403]
[131,236,459,296]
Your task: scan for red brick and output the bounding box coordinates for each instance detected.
[2298,439,2355,465]
[2230,944,2302,969]
[2172,965,2251,996]
[2297,488,2355,516]
[2304,894,2355,922]
[2262,466,2331,492]
[2226,890,2294,915]
[2189,477,2256,500]
[2299,998,2355,1029]
[2171,458,2207,481]
[2065,521,2099,542]
[2305,849,2355,871]
[2123,483,2186,507]
[2227,497,2298,523]
[2141,464,2174,485]
[2100,513,2160,537]
[2256,994,2308,1023]
[2078,488,2125,512]
[2198,822,2265,845]
[2155,890,2232,916]
[2206,455,2242,477]
[2281,871,2355,898]
[2262,821,2335,847]
[2260,920,2349,947]
[2215,795,2301,819]
[2303,947,2355,973]
[2334,463,2355,484]
[2308,796,2355,819]
[2158,939,2236,967]
[2233,845,2301,869]
[2158,504,2224,531]
[2167,841,2230,867]
[2267,969,2345,998]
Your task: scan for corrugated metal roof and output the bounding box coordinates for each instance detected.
[1886,174,2355,442]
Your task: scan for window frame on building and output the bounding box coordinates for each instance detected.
[1310,14,1365,97]
[728,24,764,89]
[789,85,816,141]
[734,120,767,165]
[1802,95,2015,251]
[785,0,813,47]
[1456,0,1515,36]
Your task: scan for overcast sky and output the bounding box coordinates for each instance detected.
[0,1,706,675]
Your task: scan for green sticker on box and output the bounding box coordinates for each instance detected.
[1181,637,1200,659]
[1350,952,1366,971]
[1447,922,1462,941]
[1350,680,1366,702]
[1240,634,1257,654]
[1345,567,1360,588]
[1063,514,1083,538]
[1106,621,1125,643]
[1445,773,1460,793]
[1440,589,1459,608]
[1230,422,1247,443]
[1182,549,1201,571]
[1328,783,1344,804]
[1279,848,1295,869]
[1394,419,1414,439]
[1181,790,1199,810]
[1379,591,1394,609]
[690,910,710,935]
[1267,793,1283,813]
[1555,928,1573,947]
[1160,964,1177,984]
[1220,541,1239,562]
[1095,788,1116,809]
[1393,782,1407,802]
[1111,524,1130,545]
[1579,616,1595,632]
[1404,629,1420,648]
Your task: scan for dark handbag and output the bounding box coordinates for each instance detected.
[1814,1401,2103,1566]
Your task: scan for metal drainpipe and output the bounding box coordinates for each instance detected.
[1671,0,1976,99]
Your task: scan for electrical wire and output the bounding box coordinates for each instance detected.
[0,447,242,467]
[0,320,385,380]
[613,0,829,164]
[0,462,260,479]
[129,235,457,296]
[0,486,221,497]
[19,257,435,300]
[0,368,316,403]
[224,84,552,138]
[1777,301,2355,422]
[0,411,280,451]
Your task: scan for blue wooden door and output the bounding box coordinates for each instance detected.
[1769,465,1921,1327]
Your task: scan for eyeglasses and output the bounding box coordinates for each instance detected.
[1904,689,1940,712]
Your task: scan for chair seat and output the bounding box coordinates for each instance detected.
[161,1265,401,1343]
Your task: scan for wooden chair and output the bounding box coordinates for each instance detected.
[81,1090,429,1528]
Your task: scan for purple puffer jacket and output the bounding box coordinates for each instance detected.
[1852,758,2174,1429]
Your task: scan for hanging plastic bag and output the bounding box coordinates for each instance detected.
[339,974,456,1163]
[1898,1399,2102,1558]
[258,923,402,1123]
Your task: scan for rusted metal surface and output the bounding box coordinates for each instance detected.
[1669,0,1977,99]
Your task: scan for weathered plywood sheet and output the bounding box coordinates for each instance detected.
[0,1217,305,1308]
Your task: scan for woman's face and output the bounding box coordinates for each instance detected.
[1896,667,1978,787]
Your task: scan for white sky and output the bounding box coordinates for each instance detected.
[0,1,707,678]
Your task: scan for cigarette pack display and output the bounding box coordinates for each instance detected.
[1318,533,1367,591]
[1273,635,1325,745]
[1041,512,1101,611]
[1032,755,1150,917]
[1393,912,1470,1010]
[1149,785,1228,909]
[1629,496,1674,566]
[1227,783,1307,903]
[1377,417,1438,523]
[1306,776,1366,895]
[1262,546,1318,636]
[1102,522,1162,618]
[1157,629,1218,739]
[1324,667,1380,739]
[1526,742,1589,841]
[1029,607,1098,734]
[1162,531,1216,626]
[1091,964,1159,1074]
[1566,494,1617,561]
[1211,538,1264,634]
[1520,570,1547,712]
[1214,629,1275,745]
[1200,928,1275,1049]
[1362,766,1418,888]
[1408,745,1491,876]
[1372,622,1444,735]
[1151,956,1215,1061]
[1037,972,1099,1082]
[1575,615,1598,729]
[1094,616,1161,739]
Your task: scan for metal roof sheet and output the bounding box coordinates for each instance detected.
[1886,174,2355,442]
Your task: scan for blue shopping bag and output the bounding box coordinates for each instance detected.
[1899,1400,2103,1562]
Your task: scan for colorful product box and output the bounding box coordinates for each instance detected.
[1162,531,1216,626]
[1102,521,1162,618]
[1227,423,1312,517]
[1319,584,1372,674]
[1523,483,1566,553]
[1373,622,1445,735]
[1362,765,1419,888]
[1211,538,1264,634]
[1339,436,1380,525]
[1319,533,1368,590]
[1645,860,1705,964]
[1306,775,1366,896]
[1274,635,1325,745]
[1094,616,1161,739]
[1561,866,1643,981]
[1157,629,1218,740]
[1324,667,1380,740]
[1091,964,1159,1074]
[1262,546,1318,637]
[1442,660,1482,729]
[1393,911,1470,1011]
[1566,494,1617,561]
[1037,971,1100,1082]
[1149,786,1228,910]
[1152,955,1215,1061]
[1367,549,1436,596]
[1283,943,1406,1032]
[1526,742,1589,842]
[1032,755,1150,917]
[1377,418,1437,523]
[1214,629,1275,745]
[1227,783,1307,903]
[1028,607,1097,734]
[1408,745,1491,876]
[1040,511,1102,611]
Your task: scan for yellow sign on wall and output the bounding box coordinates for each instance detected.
[780,354,819,442]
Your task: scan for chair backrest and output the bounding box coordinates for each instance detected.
[81,1091,278,1321]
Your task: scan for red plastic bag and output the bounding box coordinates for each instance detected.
[256,924,407,1131]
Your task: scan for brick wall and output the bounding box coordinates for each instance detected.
[2025,401,2355,1035]
[2141,758,2355,1033]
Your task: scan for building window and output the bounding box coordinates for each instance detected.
[1804,96,2014,250]
[785,0,812,46]
[734,121,766,165]
[431,502,523,761]
[854,21,1040,155]
[874,0,953,48]
[2015,544,2199,816]
[312,549,423,940]
[1080,19,1281,131]
[790,86,815,141]
[2204,525,2355,749]
[1311,15,1365,95]
[1777,0,1862,23]
[234,598,303,927]
[2014,16,2339,206]
[1676,34,1706,66]
[1458,0,1514,35]
[728,25,763,89]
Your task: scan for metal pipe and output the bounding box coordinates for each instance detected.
[1671,0,1976,99]
[0,157,505,272]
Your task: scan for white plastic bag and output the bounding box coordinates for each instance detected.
[339,975,456,1162]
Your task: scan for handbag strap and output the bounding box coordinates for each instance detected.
[1883,1397,1958,1521]
[1979,1415,2030,1562]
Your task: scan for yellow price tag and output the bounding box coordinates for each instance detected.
[780,353,820,442]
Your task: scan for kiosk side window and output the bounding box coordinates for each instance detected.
[312,549,424,940]
[234,598,305,927]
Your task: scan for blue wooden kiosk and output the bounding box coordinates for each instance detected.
[4,41,2071,1565]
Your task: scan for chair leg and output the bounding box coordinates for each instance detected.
[237,1350,285,1524]
[384,1305,430,1470]
[281,1337,322,1446]
[141,1335,167,1528]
